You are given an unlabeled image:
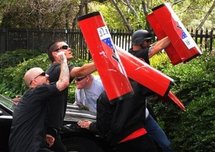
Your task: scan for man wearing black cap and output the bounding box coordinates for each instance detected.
[128,29,173,152]
[129,29,170,64]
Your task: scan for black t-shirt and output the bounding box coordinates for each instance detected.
[128,48,150,64]
[9,84,59,152]
[45,63,73,129]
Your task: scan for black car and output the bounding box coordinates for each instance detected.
[0,94,111,152]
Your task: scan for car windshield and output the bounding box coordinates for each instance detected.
[0,94,13,111]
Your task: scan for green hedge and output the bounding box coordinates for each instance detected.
[153,53,215,151]
[0,49,41,68]
[0,52,50,97]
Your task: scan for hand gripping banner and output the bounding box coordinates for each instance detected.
[147,2,202,65]
[78,12,133,101]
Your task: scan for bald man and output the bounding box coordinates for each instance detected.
[9,52,70,152]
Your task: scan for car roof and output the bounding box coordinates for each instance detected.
[0,94,96,122]
[65,104,96,122]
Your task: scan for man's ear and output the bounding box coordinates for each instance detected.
[52,51,59,61]
[52,51,57,57]
[29,79,36,88]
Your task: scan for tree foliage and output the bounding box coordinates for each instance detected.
[89,0,215,30]
[0,0,214,30]
[0,0,80,29]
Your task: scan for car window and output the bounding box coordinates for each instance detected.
[0,95,13,115]
[0,95,13,109]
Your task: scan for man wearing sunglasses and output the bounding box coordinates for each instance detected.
[46,41,96,152]
[9,53,70,152]
[73,74,104,113]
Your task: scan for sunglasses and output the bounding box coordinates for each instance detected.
[75,76,87,82]
[54,45,69,52]
[30,72,46,84]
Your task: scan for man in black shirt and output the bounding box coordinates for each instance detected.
[9,52,70,152]
[129,29,170,64]
[129,29,173,152]
[46,41,96,152]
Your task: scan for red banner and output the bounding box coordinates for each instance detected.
[78,12,133,101]
[147,3,202,65]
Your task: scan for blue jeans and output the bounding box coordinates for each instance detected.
[145,114,173,152]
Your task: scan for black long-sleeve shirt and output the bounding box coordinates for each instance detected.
[89,80,146,146]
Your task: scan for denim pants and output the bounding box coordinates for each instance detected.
[145,114,173,152]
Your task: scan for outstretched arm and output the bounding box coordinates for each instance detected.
[148,36,170,58]
[70,62,96,78]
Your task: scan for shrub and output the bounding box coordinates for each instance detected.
[154,53,215,152]
[0,49,41,68]
[0,53,50,97]
[171,89,215,152]
[150,52,171,70]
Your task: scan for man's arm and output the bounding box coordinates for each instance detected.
[148,37,170,58]
[56,52,70,91]
[70,62,96,78]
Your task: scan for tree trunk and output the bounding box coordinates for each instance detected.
[122,0,138,18]
[71,0,87,29]
[141,0,150,30]
[111,0,133,31]
[196,0,215,30]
